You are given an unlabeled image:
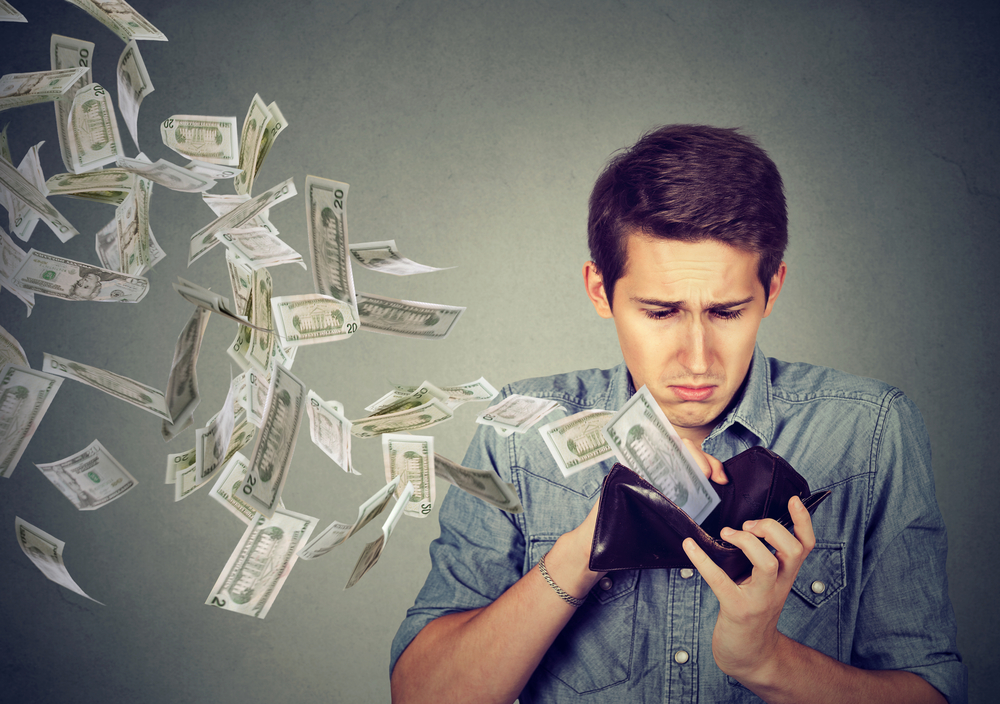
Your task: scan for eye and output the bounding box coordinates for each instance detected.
[643,308,677,321]
[712,309,744,321]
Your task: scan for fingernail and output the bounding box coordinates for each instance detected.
[743,520,757,530]
[720,526,735,537]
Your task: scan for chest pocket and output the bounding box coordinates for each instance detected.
[527,537,639,695]
[781,542,846,659]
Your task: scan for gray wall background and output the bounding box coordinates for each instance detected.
[1,1,996,702]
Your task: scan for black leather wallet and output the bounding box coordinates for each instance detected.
[589,446,831,582]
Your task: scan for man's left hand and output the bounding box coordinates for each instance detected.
[681,449,815,681]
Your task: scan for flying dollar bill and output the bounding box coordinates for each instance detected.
[116,155,215,192]
[205,507,317,619]
[116,39,152,149]
[187,177,295,264]
[298,476,401,560]
[350,395,453,439]
[161,306,211,441]
[114,178,152,276]
[65,0,167,42]
[161,115,239,165]
[0,323,27,368]
[345,482,413,589]
[305,175,355,309]
[165,446,195,485]
[270,294,358,347]
[34,439,138,510]
[349,239,454,276]
[209,451,267,525]
[12,248,148,302]
[15,517,102,604]
[306,389,355,473]
[0,2,26,22]
[382,434,435,518]
[601,385,720,524]
[46,169,134,206]
[66,83,122,173]
[0,67,89,112]
[6,140,46,242]
[356,293,465,340]
[233,95,285,196]
[0,364,62,478]
[0,226,35,313]
[369,377,498,412]
[215,227,304,269]
[237,363,306,518]
[43,352,171,420]
[193,380,238,489]
[434,453,523,514]
[51,35,95,172]
[0,157,78,241]
[476,394,561,435]
[173,277,268,331]
[538,409,616,477]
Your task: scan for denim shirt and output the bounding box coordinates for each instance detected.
[391,347,967,703]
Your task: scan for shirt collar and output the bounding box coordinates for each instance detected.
[709,344,774,445]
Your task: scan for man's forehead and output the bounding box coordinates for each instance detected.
[621,233,762,295]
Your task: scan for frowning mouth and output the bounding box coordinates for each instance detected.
[670,386,715,402]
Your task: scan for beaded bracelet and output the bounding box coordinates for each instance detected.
[537,551,586,607]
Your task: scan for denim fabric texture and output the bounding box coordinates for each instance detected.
[390,347,967,703]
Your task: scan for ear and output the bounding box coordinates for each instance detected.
[762,261,787,318]
[584,261,614,319]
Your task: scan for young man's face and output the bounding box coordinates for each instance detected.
[585,233,785,443]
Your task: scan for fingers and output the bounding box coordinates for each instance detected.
[724,497,815,575]
[682,537,740,599]
[682,438,728,484]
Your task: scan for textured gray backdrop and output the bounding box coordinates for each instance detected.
[1,1,996,702]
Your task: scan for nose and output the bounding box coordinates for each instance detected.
[678,316,711,375]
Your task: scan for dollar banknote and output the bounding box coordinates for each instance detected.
[245,268,274,374]
[298,476,401,560]
[0,156,78,241]
[43,352,171,420]
[365,382,449,418]
[233,94,271,196]
[161,115,239,165]
[382,434,435,518]
[65,0,167,42]
[0,67,89,112]
[114,178,151,276]
[0,364,62,478]
[476,394,561,435]
[0,1,26,21]
[306,389,355,474]
[350,396,453,439]
[601,385,720,524]
[345,482,413,589]
[0,226,34,312]
[173,277,266,331]
[161,306,210,441]
[215,227,304,269]
[238,369,269,427]
[12,248,148,302]
[174,460,199,501]
[116,155,215,192]
[372,377,498,412]
[50,34,94,172]
[205,507,317,618]
[116,39,152,149]
[434,453,523,514]
[46,169,134,206]
[305,175,355,308]
[6,141,45,242]
[237,363,306,518]
[185,160,242,180]
[538,409,616,477]
[349,239,454,276]
[66,83,122,173]
[15,517,101,604]
[202,193,278,236]
[0,323,27,368]
[253,101,286,180]
[34,439,138,510]
[188,177,296,264]
[193,379,238,488]
[356,293,465,340]
[210,451,269,525]
[165,446,195,484]
[270,294,358,348]
[225,248,254,317]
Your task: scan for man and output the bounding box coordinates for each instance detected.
[389,125,966,703]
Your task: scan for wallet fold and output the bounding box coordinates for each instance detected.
[589,446,831,582]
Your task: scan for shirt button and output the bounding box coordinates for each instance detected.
[598,577,613,591]
[679,568,695,579]
[674,649,690,664]
[811,580,827,594]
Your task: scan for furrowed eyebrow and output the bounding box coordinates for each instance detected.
[630,295,755,310]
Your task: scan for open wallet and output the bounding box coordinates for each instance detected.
[589,446,832,582]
